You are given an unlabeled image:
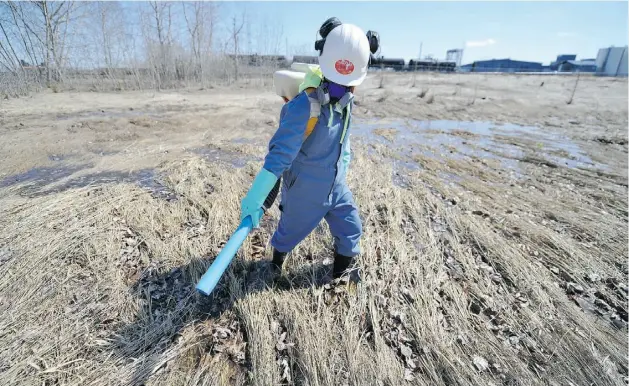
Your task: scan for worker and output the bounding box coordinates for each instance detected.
[239,18,374,283]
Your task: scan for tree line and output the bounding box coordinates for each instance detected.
[0,1,302,96]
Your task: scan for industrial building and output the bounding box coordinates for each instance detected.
[558,59,597,73]
[459,59,543,73]
[550,55,576,71]
[407,60,456,72]
[368,57,406,71]
[596,46,628,76]
[291,55,318,65]
[285,47,627,76]
[445,49,464,67]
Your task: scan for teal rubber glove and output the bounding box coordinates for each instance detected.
[240,168,279,228]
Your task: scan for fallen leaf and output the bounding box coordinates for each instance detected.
[473,355,489,371]
[400,344,413,358]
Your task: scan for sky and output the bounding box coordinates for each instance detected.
[220,1,628,64]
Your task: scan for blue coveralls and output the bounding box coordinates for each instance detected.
[262,90,362,257]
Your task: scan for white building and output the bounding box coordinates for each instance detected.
[596,46,628,76]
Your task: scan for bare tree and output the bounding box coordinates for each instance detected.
[0,0,76,89]
[0,2,42,72]
[151,0,171,82]
[229,10,245,82]
[73,1,130,90]
[138,1,176,89]
[255,15,284,56]
[35,1,74,83]
[0,12,22,74]
[181,1,217,81]
[0,0,286,94]
[97,2,114,70]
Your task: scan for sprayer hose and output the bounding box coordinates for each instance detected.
[263,178,281,211]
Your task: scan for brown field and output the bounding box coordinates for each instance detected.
[0,72,627,386]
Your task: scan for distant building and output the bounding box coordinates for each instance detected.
[550,54,577,70]
[460,59,543,73]
[596,46,628,76]
[407,59,456,72]
[558,59,597,73]
[369,56,405,71]
[292,55,318,65]
[556,54,577,62]
[445,49,464,67]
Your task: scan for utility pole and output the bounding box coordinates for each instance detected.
[419,42,423,60]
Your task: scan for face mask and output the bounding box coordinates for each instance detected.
[327,81,349,101]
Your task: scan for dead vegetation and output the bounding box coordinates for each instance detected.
[0,137,627,385]
[0,73,627,385]
[373,128,399,142]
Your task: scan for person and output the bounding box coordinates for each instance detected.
[239,18,374,283]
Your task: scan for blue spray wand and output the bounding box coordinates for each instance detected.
[195,179,281,296]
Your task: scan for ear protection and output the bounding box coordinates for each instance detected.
[314,17,380,58]
[315,17,342,54]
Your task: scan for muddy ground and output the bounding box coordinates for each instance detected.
[0,72,627,386]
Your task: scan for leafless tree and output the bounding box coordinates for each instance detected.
[229,10,246,82]
[0,10,22,74]
[0,2,42,72]
[255,15,284,56]
[35,1,74,83]
[181,1,217,81]
[0,0,290,95]
[0,0,76,91]
[138,1,176,89]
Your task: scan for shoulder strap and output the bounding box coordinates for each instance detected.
[296,65,353,141]
[298,66,324,140]
[304,87,320,139]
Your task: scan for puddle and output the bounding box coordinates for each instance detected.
[35,169,178,201]
[2,143,259,199]
[0,164,91,190]
[191,145,262,168]
[1,163,177,201]
[352,119,598,174]
[353,119,518,170]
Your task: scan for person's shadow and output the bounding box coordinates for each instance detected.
[113,253,334,385]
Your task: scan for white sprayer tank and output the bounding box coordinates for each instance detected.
[273,62,318,100]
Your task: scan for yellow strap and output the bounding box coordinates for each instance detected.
[305,102,351,143]
[303,87,318,139]
[305,117,317,138]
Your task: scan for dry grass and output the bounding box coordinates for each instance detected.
[0,74,627,385]
[373,128,399,142]
[0,139,627,385]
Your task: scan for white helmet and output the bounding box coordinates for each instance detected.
[318,24,370,87]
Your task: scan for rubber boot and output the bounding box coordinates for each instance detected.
[271,248,288,275]
[332,252,361,284]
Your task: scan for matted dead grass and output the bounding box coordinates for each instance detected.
[0,137,626,385]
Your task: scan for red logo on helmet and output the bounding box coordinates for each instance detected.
[335,59,354,75]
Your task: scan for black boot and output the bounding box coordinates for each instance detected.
[271,248,288,275]
[332,252,361,283]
